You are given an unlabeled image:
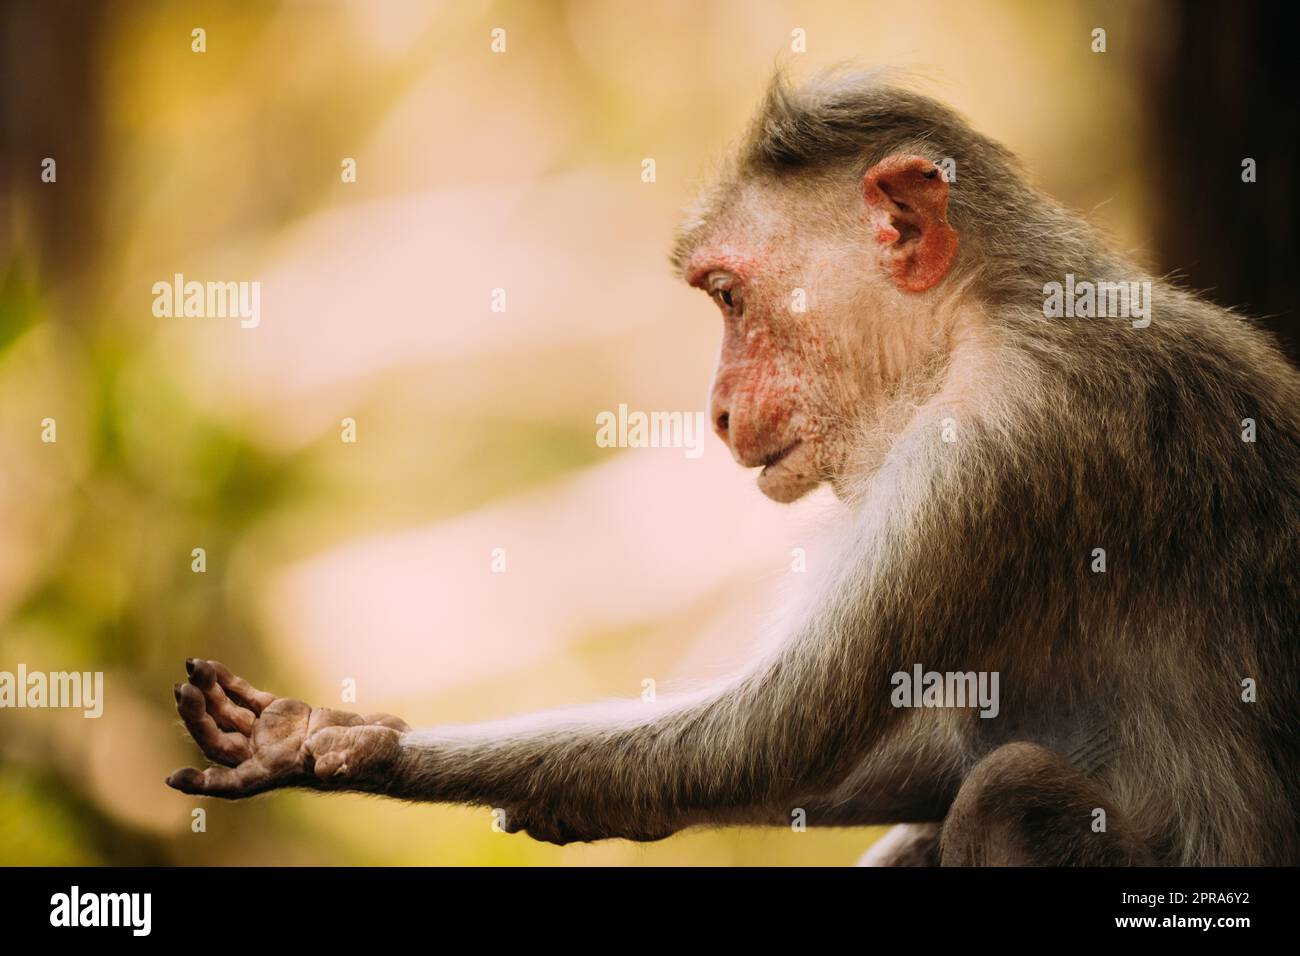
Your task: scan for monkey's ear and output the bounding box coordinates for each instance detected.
[862,155,959,293]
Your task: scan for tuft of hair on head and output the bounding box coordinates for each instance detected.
[742,70,938,170]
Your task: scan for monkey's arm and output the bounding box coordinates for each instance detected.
[385,655,886,842]
[169,428,992,842]
[167,640,951,843]
[168,627,926,841]
[385,699,962,842]
[376,437,982,842]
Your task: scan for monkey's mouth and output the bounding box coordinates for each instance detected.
[760,441,802,475]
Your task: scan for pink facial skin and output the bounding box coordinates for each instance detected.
[687,242,846,504]
[685,156,958,504]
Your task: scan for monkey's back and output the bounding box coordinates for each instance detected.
[1002,290,1300,864]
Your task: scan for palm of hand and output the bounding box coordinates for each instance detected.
[166,659,408,798]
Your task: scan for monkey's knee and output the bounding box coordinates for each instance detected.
[857,823,942,866]
[940,742,1152,866]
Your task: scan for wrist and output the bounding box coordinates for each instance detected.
[382,730,417,798]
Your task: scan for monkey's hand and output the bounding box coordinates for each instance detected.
[165,659,409,799]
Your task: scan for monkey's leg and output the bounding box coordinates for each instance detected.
[939,742,1153,866]
[857,823,942,866]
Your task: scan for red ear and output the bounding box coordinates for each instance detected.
[862,155,959,292]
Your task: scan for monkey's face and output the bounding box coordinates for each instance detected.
[683,164,959,504]
[685,198,882,504]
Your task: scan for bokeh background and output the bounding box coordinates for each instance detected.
[1,0,1295,866]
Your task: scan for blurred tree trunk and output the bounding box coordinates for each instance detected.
[1141,1,1300,364]
[0,0,108,296]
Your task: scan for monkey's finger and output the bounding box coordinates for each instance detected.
[186,659,256,735]
[305,726,353,783]
[165,762,271,799]
[175,683,252,766]
[201,659,277,715]
[311,749,350,782]
[305,725,400,789]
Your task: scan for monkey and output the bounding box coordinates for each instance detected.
[167,70,1300,866]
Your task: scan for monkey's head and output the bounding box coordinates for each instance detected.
[674,75,963,503]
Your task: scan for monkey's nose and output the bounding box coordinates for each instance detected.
[714,411,730,438]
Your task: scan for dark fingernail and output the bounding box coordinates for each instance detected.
[185,658,195,674]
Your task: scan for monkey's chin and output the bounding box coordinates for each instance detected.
[756,465,820,503]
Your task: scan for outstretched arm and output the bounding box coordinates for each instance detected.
[168,428,992,843]
[167,619,910,844]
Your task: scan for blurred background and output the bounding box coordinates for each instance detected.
[0,0,1295,866]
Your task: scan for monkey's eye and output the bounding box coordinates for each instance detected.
[709,282,741,315]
